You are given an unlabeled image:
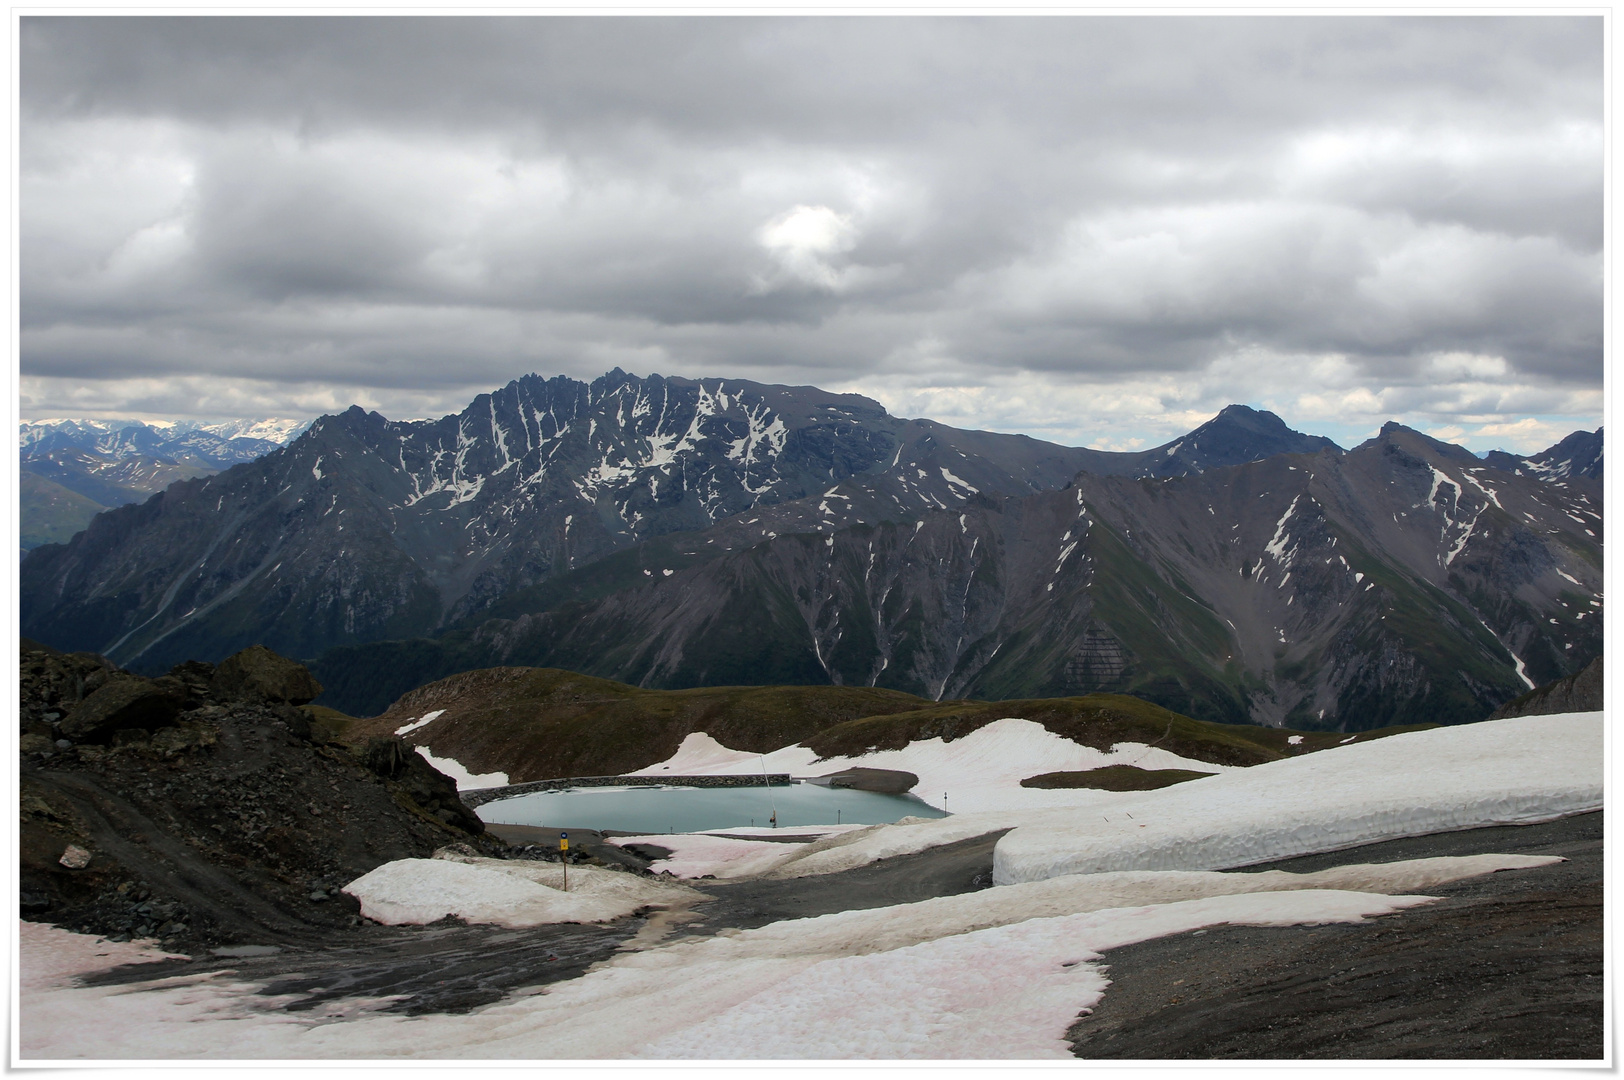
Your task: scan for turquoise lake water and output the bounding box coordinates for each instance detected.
[475,783,948,834]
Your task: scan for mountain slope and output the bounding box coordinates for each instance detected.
[18,417,307,555]
[1483,427,1604,481]
[313,423,1600,730]
[21,372,1334,672]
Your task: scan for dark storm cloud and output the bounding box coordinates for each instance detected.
[18,15,1602,446]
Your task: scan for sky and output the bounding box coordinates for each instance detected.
[17,15,1604,454]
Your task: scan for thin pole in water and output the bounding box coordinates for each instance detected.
[761,754,778,828]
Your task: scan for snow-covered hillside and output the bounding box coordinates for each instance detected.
[629,717,1240,813]
[610,712,1599,882]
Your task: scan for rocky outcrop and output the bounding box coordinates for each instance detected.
[1489,657,1603,720]
[357,737,484,834]
[213,645,324,704]
[19,641,497,949]
[56,674,189,742]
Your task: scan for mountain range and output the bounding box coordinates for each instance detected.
[19,372,1602,732]
[18,418,308,553]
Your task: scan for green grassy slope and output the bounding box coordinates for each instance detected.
[19,472,110,551]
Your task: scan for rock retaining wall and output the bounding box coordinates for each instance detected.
[463,773,793,808]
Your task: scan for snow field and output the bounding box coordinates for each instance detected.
[624,713,1602,884]
[629,718,1238,813]
[994,712,1602,884]
[632,890,1436,1059]
[20,851,1553,1058]
[19,920,184,992]
[342,853,701,928]
[19,922,377,1060]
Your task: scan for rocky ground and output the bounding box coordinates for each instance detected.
[19,640,506,950]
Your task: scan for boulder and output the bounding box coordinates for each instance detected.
[57,675,187,743]
[212,646,323,705]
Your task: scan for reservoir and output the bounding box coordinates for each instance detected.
[476,782,948,834]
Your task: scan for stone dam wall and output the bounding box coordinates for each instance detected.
[462,773,794,808]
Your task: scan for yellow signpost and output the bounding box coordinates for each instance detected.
[560,832,569,892]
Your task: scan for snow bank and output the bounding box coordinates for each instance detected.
[628,718,1237,813]
[611,852,1553,963]
[414,746,509,791]
[342,854,700,927]
[304,890,1440,1059]
[995,712,1603,884]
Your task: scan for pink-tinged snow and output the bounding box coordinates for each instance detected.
[628,731,763,774]
[18,852,1553,1059]
[611,833,809,879]
[18,922,354,1060]
[632,891,1433,1059]
[995,713,1602,884]
[19,920,184,992]
[413,745,508,791]
[629,718,1236,813]
[342,853,699,927]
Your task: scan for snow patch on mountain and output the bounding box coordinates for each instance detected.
[628,718,1237,814]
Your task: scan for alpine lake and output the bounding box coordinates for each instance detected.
[475,781,948,835]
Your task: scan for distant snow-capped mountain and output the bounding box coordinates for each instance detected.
[18,416,310,554]
[1482,427,1603,482]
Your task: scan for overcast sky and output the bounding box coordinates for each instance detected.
[18,15,1603,453]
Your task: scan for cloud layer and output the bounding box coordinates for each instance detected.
[19,16,1603,452]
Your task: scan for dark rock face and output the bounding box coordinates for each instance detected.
[16,371,1603,732]
[212,645,324,704]
[1489,657,1603,720]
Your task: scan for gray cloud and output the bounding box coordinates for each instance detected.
[19,15,1602,450]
